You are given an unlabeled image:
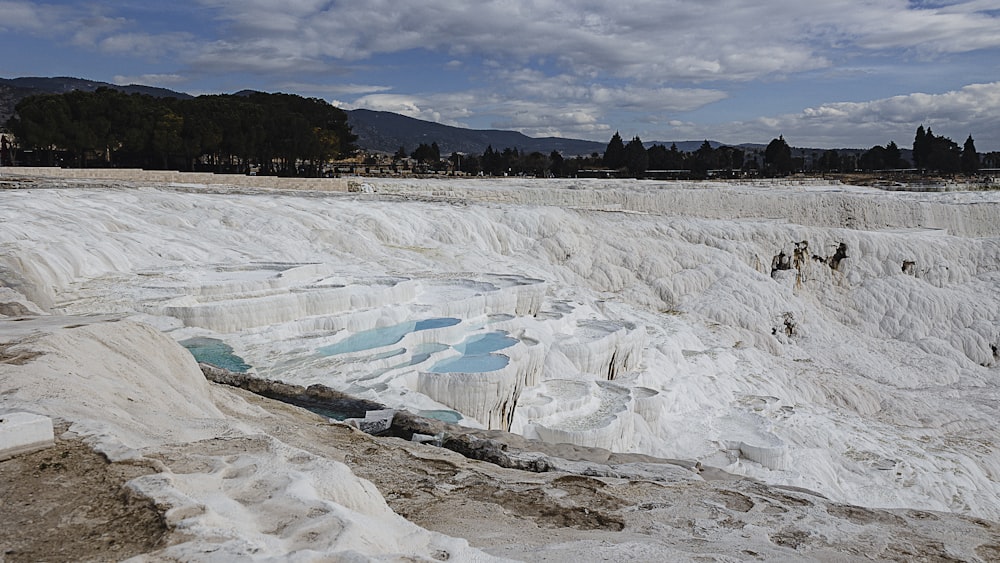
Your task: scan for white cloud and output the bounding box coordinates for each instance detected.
[6,1,1000,148]
[697,82,1000,149]
[190,40,330,74]
[190,0,1000,81]
[278,82,393,96]
[0,3,191,61]
[589,86,727,113]
[0,1,67,33]
[96,32,194,58]
[343,93,473,127]
[487,99,609,138]
[70,16,127,48]
[113,73,188,87]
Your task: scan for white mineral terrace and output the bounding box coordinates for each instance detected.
[1,169,999,559]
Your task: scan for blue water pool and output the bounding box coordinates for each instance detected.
[360,343,452,380]
[418,409,463,423]
[455,332,518,355]
[407,343,451,366]
[428,331,518,373]
[318,318,461,356]
[371,348,407,361]
[181,337,251,373]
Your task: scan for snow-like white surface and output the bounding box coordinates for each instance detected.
[1,177,999,526]
[0,315,493,560]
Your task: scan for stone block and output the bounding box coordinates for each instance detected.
[0,412,55,461]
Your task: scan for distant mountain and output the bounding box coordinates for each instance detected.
[347,109,607,156]
[0,76,192,126]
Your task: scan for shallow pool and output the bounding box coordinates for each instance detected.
[318,317,461,356]
[181,337,251,373]
[418,409,463,423]
[428,331,518,373]
[455,331,518,355]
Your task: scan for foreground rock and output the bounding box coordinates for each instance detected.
[0,423,167,563]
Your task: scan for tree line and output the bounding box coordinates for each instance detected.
[593,127,987,178]
[398,125,991,179]
[5,88,356,176]
[5,87,994,179]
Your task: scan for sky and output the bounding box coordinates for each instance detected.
[2,1,1000,151]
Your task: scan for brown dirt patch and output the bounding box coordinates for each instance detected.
[0,425,168,562]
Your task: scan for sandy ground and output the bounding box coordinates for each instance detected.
[0,424,167,562]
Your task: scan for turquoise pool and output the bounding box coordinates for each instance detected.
[428,331,518,373]
[418,409,463,423]
[318,318,461,356]
[181,337,251,373]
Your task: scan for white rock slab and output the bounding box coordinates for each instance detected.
[0,411,55,460]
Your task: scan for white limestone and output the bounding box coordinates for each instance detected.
[0,316,493,561]
[1,176,998,527]
[0,411,54,460]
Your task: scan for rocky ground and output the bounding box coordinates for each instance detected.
[232,389,1000,561]
[0,424,167,563]
[3,381,1000,561]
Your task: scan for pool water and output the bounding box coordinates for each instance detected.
[454,332,518,355]
[418,409,463,423]
[181,337,251,373]
[407,343,451,366]
[428,331,518,373]
[318,317,461,356]
[360,343,452,380]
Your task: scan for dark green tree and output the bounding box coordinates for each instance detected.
[883,141,902,169]
[646,144,669,170]
[9,88,355,175]
[548,150,565,177]
[817,150,840,172]
[764,136,793,176]
[691,140,717,176]
[152,109,184,169]
[411,142,441,163]
[915,129,961,173]
[913,125,929,169]
[524,151,549,177]
[983,152,1000,168]
[603,131,626,170]
[961,135,979,174]
[859,145,887,171]
[624,135,648,177]
[666,143,685,170]
[716,146,744,171]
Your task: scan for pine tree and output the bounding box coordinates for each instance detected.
[624,136,648,177]
[603,131,626,170]
[884,141,901,169]
[913,125,927,169]
[961,135,980,174]
[548,150,565,177]
[764,136,793,176]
